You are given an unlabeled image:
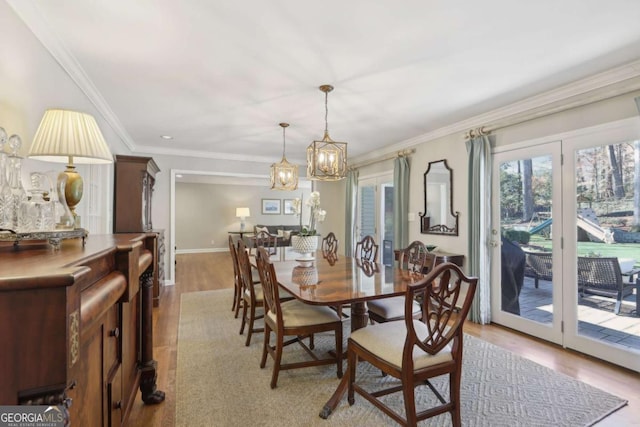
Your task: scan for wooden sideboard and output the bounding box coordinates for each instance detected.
[113,155,164,307]
[0,234,164,426]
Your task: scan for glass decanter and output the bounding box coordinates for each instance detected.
[0,127,12,230]
[20,172,54,232]
[5,134,27,231]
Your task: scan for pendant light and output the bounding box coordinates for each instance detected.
[307,85,347,181]
[270,122,298,190]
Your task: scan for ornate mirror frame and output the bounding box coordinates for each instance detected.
[419,159,459,235]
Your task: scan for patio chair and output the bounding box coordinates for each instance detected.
[577,256,639,316]
[524,251,553,288]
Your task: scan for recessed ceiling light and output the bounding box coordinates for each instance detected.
[160,135,173,140]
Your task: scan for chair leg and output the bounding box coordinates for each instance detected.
[270,333,284,389]
[239,299,248,335]
[234,291,243,318]
[335,324,343,379]
[245,304,256,346]
[347,349,357,405]
[402,379,417,426]
[450,370,462,427]
[260,324,271,369]
[231,281,238,312]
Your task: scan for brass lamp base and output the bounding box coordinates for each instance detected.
[63,164,83,221]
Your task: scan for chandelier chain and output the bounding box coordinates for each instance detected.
[282,125,286,158]
[324,90,329,134]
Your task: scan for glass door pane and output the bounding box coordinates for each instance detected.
[491,143,562,344]
[565,138,640,370]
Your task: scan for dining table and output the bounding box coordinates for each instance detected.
[270,251,426,419]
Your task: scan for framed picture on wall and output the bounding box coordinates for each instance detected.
[261,199,281,215]
[283,199,296,215]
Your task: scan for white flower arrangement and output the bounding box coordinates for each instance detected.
[292,191,326,236]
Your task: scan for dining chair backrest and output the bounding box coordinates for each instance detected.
[237,239,258,301]
[398,240,429,273]
[255,246,281,320]
[321,232,339,255]
[254,230,278,256]
[407,262,477,356]
[355,235,378,263]
[228,235,240,284]
[228,235,242,313]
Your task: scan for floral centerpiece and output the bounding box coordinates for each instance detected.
[292,191,326,236]
[291,191,326,259]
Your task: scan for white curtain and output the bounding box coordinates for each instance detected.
[393,156,410,250]
[344,170,358,256]
[466,135,492,324]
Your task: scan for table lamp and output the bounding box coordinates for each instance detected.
[236,207,250,231]
[28,109,113,225]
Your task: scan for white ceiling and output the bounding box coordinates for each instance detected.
[9,0,640,166]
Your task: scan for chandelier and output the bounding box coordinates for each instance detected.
[270,122,298,190]
[307,85,347,181]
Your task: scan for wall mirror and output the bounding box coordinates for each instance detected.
[419,159,459,235]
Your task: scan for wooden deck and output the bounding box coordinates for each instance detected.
[518,277,640,351]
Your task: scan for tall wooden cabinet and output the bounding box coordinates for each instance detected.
[113,155,164,306]
[0,234,164,426]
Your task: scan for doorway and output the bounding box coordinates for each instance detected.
[357,174,394,264]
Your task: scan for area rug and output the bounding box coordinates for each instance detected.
[176,289,627,426]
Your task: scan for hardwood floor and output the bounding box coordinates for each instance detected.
[127,252,639,426]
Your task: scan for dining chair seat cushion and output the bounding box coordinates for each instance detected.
[367,296,421,320]
[268,299,341,328]
[245,284,264,302]
[245,285,293,302]
[349,319,452,370]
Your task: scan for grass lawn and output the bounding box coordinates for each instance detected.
[528,235,640,268]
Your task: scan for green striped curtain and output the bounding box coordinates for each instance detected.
[466,135,492,324]
[393,156,410,250]
[344,170,358,256]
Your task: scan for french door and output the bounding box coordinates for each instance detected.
[491,141,563,345]
[357,175,394,264]
[491,118,640,372]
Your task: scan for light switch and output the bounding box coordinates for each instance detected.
[408,212,415,222]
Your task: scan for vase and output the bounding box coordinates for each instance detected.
[292,265,318,286]
[291,235,319,262]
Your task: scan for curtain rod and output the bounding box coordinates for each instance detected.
[349,148,415,170]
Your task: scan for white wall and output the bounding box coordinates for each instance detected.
[175,182,310,251]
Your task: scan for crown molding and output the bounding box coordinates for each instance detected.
[352,59,640,166]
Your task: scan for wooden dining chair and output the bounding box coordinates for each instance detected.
[355,235,378,262]
[254,230,278,256]
[347,262,478,427]
[367,241,435,324]
[321,232,339,256]
[255,247,344,389]
[228,235,243,317]
[237,239,266,346]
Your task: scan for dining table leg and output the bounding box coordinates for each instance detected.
[319,301,368,419]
